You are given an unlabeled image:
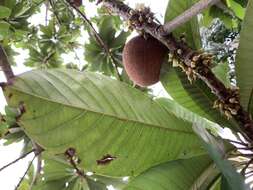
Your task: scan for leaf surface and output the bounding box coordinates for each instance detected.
[4,69,205,177]
[235,0,253,111]
[124,155,219,190]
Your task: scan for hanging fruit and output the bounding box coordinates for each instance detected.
[123,35,168,87]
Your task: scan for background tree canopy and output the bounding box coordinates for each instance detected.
[0,0,253,189]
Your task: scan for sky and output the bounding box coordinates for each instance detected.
[0,0,169,189]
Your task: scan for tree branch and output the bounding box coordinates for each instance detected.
[100,0,253,141]
[66,0,122,81]
[241,158,253,175]
[65,148,86,178]
[0,46,15,83]
[15,155,36,190]
[161,0,220,35]
[0,149,34,172]
[27,141,44,189]
[49,0,62,25]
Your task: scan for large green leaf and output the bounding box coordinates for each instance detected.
[235,0,253,112]
[155,98,221,134]
[0,21,10,40]
[3,69,205,177]
[124,155,219,190]
[212,63,231,88]
[162,0,235,128]
[193,124,249,190]
[0,5,11,18]
[227,0,246,19]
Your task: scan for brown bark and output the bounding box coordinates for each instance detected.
[0,46,14,83]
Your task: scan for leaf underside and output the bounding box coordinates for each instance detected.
[124,155,218,190]
[4,69,205,177]
[235,0,253,114]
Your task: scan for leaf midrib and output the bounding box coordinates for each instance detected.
[9,86,195,135]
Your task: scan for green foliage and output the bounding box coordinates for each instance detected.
[235,0,253,113]
[209,176,232,190]
[0,114,8,138]
[0,21,10,40]
[231,0,248,7]
[32,154,127,190]
[212,63,231,87]
[85,16,130,76]
[124,155,218,190]
[23,18,80,68]
[201,0,245,28]
[0,0,42,42]
[227,0,246,19]
[0,5,11,19]
[0,105,29,145]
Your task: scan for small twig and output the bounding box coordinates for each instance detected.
[15,155,36,190]
[45,1,49,26]
[0,149,34,172]
[29,153,42,189]
[241,158,253,175]
[66,0,122,81]
[230,153,253,158]
[245,169,253,175]
[227,139,249,147]
[69,157,85,178]
[65,148,86,178]
[29,142,43,189]
[42,51,55,65]
[0,46,15,83]
[48,0,62,25]
[160,0,220,35]
[237,147,253,151]
[72,47,82,68]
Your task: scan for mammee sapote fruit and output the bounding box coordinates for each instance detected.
[123,35,168,87]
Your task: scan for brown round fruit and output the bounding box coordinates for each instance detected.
[123,35,167,87]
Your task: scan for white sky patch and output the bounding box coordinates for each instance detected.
[107,185,116,190]
[122,176,129,182]
[86,171,93,176]
[0,141,35,190]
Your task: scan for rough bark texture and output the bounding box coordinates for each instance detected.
[0,46,14,83]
